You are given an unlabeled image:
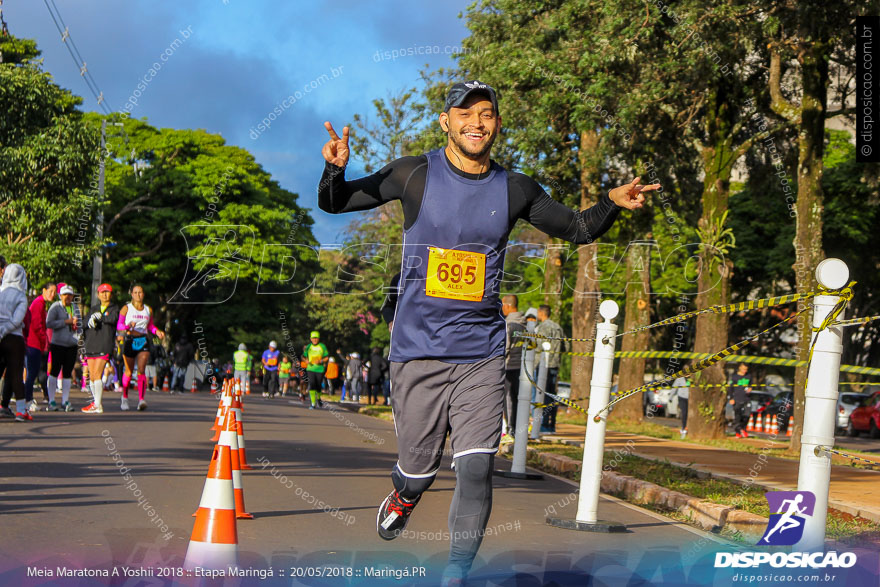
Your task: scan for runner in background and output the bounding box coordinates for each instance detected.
[279,355,292,396]
[262,340,280,398]
[302,331,329,409]
[116,284,166,411]
[81,284,119,414]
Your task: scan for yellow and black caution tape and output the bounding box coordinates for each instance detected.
[514,286,851,346]
[593,309,809,421]
[520,362,591,418]
[815,445,879,467]
[803,283,855,394]
[831,315,880,328]
[542,390,590,417]
[539,349,880,378]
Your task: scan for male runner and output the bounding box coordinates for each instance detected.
[318,80,658,583]
[302,331,329,409]
[261,340,280,398]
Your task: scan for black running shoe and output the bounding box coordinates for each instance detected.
[376,490,419,540]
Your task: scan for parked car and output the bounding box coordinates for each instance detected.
[847,391,880,438]
[837,392,869,432]
[645,386,675,417]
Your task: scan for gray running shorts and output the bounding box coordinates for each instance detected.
[390,355,505,478]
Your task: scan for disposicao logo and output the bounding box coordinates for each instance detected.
[759,490,815,546]
[714,490,857,570]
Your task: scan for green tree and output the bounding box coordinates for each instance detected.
[0,34,100,284]
[82,113,320,360]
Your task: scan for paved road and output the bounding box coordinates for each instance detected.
[0,387,743,586]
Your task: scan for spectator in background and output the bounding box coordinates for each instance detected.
[345,351,362,403]
[368,347,388,406]
[536,304,565,434]
[171,335,194,392]
[0,264,29,421]
[24,282,55,410]
[727,363,752,438]
[325,356,339,396]
[46,285,82,412]
[673,367,690,439]
[0,255,6,281]
[501,295,526,438]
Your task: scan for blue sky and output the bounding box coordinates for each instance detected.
[7,0,473,243]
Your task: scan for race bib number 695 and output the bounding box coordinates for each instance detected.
[425,247,486,302]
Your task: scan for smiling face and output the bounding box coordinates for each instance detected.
[61,293,73,306]
[440,94,501,160]
[43,284,57,302]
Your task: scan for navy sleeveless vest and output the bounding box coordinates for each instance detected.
[389,148,510,363]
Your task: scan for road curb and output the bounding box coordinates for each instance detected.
[498,443,767,544]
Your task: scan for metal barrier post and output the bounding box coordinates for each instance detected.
[530,344,550,440]
[496,319,543,480]
[794,259,849,551]
[547,300,624,532]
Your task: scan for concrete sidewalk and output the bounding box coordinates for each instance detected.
[543,423,880,523]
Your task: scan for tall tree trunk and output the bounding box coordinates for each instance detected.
[790,16,829,454]
[542,237,566,320]
[570,130,602,409]
[612,241,653,423]
[689,87,737,440]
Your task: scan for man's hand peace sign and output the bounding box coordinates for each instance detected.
[322,121,350,168]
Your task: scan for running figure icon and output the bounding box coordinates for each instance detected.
[762,494,807,543]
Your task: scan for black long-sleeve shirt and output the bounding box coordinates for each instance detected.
[317,150,621,244]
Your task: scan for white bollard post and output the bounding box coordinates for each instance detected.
[497,320,543,480]
[547,300,624,532]
[795,259,849,551]
[530,343,550,441]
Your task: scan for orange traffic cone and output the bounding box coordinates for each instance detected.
[162,375,170,393]
[756,413,764,433]
[786,416,793,437]
[191,378,198,394]
[770,415,778,435]
[222,410,252,519]
[184,413,238,570]
[209,395,231,442]
[244,378,250,395]
[746,414,755,432]
[236,419,251,470]
[210,378,218,395]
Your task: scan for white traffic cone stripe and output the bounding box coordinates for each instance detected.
[198,478,235,510]
[183,541,238,570]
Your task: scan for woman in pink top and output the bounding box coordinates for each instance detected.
[116,284,165,411]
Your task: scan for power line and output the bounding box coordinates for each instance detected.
[42,0,112,114]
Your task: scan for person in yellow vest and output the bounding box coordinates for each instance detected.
[233,344,249,387]
[302,330,329,409]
